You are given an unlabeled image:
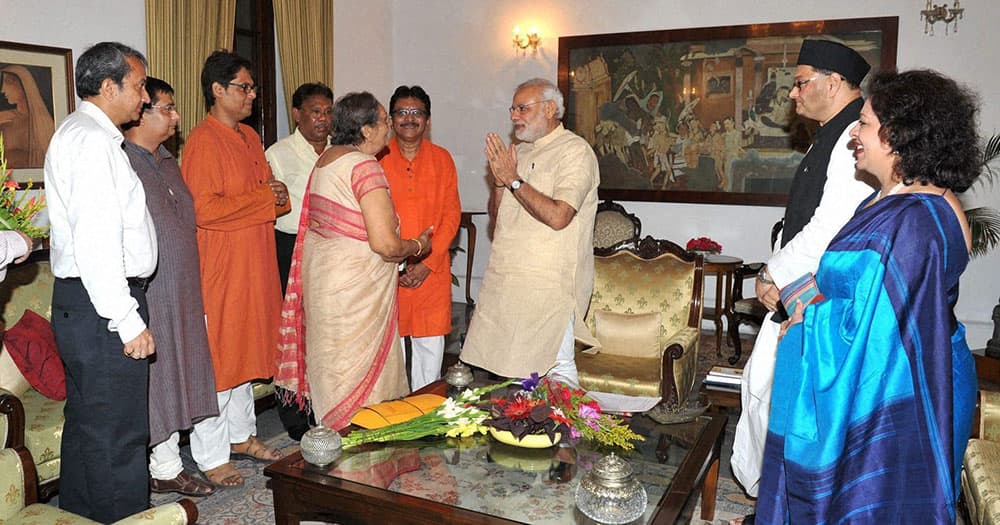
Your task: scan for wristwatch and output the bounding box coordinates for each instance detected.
[509,179,524,192]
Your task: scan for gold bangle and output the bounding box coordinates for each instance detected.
[411,238,423,257]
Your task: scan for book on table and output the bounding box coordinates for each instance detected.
[704,383,741,393]
[705,366,743,386]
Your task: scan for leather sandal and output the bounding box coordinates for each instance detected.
[203,462,244,488]
[151,470,216,496]
[230,435,283,463]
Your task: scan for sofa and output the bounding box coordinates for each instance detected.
[0,445,197,524]
[0,254,62,500]
[962,354,1000,525]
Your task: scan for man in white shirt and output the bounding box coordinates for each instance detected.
[44,41,157,523]
[265,81,332,440]
[730,39,875,524]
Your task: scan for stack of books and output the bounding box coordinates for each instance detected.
[703,366,743,393]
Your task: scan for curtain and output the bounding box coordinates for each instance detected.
[273,0,334,131]
[145,0,236,148]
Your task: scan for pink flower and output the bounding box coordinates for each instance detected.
[578,403,600,421]
[3,180,16,190]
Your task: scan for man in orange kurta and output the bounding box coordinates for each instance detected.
[379,86,461,390]
[180,51,290,487]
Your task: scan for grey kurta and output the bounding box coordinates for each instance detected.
[462,125,599,378]
[125,142,218,446]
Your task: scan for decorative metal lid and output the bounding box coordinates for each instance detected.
[444,361,474,388]
[588,452,634,488]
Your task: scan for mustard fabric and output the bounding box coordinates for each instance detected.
[20,388,63,483]
[964,438,1000,525]
[576,354,662,398]
[350,394,446,429]
[980,390,1000,442]
[1,261,54,326]
[593,310,661,359]
[581,250,701,404]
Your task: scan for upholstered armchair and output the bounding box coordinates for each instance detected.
[0,446,197,524]
[577,236,704,406]
[0,255,62,500]
[961,356,1000,525]
[593,200,641,252]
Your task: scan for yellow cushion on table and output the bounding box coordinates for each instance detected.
[594,310,661,359]
[350,394,446,429]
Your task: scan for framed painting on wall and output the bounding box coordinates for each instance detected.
[558,17,898,206]
[1,40,75,186]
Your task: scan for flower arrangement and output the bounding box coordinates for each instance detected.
[341,380,515,449]
[0,133,48,239]
[686,236,722,254]
[484,374,645,451]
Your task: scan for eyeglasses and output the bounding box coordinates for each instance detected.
[791,75,825,91]
[508,99,550,115]
[390,108,427,118]
[148,104,177,114]
[227,82,259,94]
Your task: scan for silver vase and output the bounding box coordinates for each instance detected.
[299,424,342,467]
[575,452,647,524]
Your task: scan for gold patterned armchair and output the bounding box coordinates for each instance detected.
[0,446,197,524]
[0,254,62,500]
[577,236,704,406]
[593,200,641,251]
[962,355,1000,525]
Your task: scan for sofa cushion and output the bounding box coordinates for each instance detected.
[0,344,31,397]
[594,310,661,359]
[577,353,661,398]
[20,388,63,482]
[964,438,1000,525]
[3,310,65,400]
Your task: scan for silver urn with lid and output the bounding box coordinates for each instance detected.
[299,423,342,467]
[444,361,474,396]
[575,452,647,524]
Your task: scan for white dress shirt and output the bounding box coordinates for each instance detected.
[0,230,29,281]
[265,127,326,234]
[44,101,158,343]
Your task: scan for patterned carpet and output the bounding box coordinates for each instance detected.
[148,329,757,524]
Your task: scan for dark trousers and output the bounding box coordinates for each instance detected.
[53,277,150,523]
[274,230,312,438]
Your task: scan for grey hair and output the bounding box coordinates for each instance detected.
[516,78,565,119]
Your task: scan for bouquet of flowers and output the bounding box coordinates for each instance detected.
[484,374,645,451]
[0,133,48,239]
[341,380,515,449]
[686,236,722,254]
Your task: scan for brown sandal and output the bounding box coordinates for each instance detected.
[231,435,283,463]
[203,462,244,488]
[151,470,216,496]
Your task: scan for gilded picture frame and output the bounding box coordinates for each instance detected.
[558,17,898,206]
[1,40,75,186]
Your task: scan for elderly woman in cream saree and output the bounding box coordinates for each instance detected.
[1,65,55,168]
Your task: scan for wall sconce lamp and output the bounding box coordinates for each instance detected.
[921,0,964,35]
[513,26,541,55]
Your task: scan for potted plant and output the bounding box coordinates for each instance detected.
[969,133,1000,357]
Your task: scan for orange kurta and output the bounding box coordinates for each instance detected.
[379,138,461,337]
[181,114,287,391]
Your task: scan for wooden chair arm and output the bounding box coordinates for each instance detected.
[0,390,26,448]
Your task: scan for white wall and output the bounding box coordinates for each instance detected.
[384,0,1000,347]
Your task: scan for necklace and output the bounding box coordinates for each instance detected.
[878,181,905,200]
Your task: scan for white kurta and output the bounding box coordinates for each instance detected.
[461,125,599,378]
[731,121,875,496]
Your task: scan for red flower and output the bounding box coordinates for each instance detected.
[502,397,540,420]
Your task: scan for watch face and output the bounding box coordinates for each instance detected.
[511,180,522,190]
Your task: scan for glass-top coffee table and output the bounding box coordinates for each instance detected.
[265,408,726,524]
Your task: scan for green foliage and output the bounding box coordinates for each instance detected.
[969,133,1000,257]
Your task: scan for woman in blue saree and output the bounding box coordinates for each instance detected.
[756,70,981,524]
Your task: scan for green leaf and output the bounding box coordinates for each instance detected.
[967,206,1000,258]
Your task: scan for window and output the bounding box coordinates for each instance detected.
[233,0,276,146]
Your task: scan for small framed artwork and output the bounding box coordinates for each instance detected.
[1,40,75,186]
[558,17,898,206]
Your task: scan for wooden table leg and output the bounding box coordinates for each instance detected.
[700,455,720,521]
[714,271,724,356]
[461,213,477,306]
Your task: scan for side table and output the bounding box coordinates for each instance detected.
[459,212,486,306]
[702,254,743,355]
